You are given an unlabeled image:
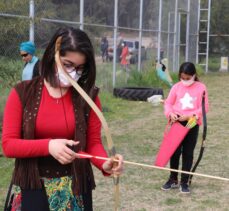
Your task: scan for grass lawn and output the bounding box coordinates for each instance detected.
[0,72,229,210]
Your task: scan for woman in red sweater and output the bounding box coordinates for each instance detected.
[2,27,123,211]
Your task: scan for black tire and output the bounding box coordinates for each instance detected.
[113,87,164,101]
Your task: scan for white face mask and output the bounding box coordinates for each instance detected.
[181,75,195,86]
[57,67,82,86]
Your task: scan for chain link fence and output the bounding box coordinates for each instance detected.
[0,0,202,90]
[207,0,229,72]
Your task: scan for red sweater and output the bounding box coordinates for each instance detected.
[2,86,108,170]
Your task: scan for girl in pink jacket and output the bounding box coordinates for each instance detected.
[161,62,209,193]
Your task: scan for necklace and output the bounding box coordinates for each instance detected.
[44,80,68,104]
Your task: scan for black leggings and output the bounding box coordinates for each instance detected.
[169,122,199,184]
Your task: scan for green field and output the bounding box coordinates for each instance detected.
[1,70,229,210]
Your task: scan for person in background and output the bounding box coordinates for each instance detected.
[20,41,40,81]
[161,62,209,194]
[3,27,123,211]
[120,41,130,72]
[100,37,109,62]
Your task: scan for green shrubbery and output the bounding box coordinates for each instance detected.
[96,60,173,91]
[195,63,205,76]
[208,57,221,72]
[126,60,178,89]
[127,69,165,87]
[0,57,22,89]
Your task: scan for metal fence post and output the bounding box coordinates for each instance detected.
[185,0,191,61]
[112,0,118,88]
[157,0,162,63]
[206,0,211,73]
[173,0,178,72]
[177,12,181,68]
[196,0,201,64]
[167,12,171,62]
[80,0,84,30]
[138,0,143,72]
[29,0,35,42]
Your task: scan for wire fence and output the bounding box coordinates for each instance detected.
[0,1,229,208]
[0,0,203,89]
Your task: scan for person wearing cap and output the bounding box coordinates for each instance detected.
[20,41,40,81]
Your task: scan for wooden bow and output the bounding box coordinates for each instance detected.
[54,37,120,210]
[189,91,207,185]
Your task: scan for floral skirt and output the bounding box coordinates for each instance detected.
[11,176,84,211]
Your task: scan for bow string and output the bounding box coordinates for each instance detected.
[55,37,120,210]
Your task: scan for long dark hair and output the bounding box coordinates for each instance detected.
[178,62,199,81]
[41,27,96,93]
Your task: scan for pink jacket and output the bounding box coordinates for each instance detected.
[164,81,209,125]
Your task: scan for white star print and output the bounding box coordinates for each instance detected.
[180,93,194,110]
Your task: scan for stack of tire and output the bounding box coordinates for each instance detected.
[113,87,163,101]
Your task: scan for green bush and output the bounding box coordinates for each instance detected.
[208,57,220,72]
[127,68,169,89]
[0,57,22,88]
[195,64,205,76]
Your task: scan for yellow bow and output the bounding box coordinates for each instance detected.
[55,37,120,211]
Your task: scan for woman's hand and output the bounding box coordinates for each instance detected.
[169,113,179,123]
[102,154,124,175]
[178,115,190,122]
[49,139,79,165]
